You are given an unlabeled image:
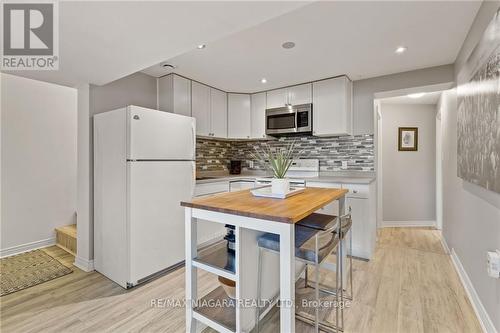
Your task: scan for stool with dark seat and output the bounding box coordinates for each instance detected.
[297,209,354,301]
[256,212,350,332]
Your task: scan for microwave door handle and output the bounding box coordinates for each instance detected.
[295,110,298,131]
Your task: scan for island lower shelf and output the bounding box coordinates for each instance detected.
[193,244,236,280]
[193,286,236,333]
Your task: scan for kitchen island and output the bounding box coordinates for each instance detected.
[181,187,348,333]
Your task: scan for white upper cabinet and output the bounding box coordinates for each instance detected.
[266,83,312,109]
[250,92,267,139]
[210,88,227,138]
[228,94,251,139]
[312,76,352,136]
[172,75,191,117]
[191,81,211,136]
[161,74,351,139]
[266,88,288,109]
[158,74,191,117]
[192,82,228,138]
[288,83,312,106]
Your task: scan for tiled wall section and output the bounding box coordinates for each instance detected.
[196,134,374,172]
[196,139,232,172]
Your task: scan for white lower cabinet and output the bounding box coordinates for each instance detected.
[193,181,228,245]
[306,181,375,259]
[346,196,369,258]
[306,182,341,215]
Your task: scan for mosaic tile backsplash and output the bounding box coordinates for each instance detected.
[196,134,374,172]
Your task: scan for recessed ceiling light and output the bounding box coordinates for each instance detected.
[408,92,426,98]
[261,78,267,84]
[282,41,295,49]
[197,44,206,49]
[395,46,407,54]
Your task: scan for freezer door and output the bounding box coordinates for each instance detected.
[128,161,195,283]
[127,106,195,160]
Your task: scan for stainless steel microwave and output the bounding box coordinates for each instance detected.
[265,103,312,136]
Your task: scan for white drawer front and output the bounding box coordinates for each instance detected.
[342,184,369,198]
[229,180,255,192]
[194,181,229,196]
[306,182,342,216]
[305,181,342,189]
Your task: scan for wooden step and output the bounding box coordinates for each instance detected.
[55,224,77,256]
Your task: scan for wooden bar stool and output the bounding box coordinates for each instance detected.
[297,209,354,301]
[255,213,345,332]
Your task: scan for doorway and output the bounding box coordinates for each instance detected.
[373,83,453,230]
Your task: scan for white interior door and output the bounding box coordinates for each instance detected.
[128,161,195,283]
[127,106,195,160]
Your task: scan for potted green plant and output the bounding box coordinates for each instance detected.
[252,140,302,195]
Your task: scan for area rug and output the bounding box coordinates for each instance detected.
[0,249,73,296]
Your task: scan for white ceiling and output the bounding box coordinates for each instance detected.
[1,1,308,87]
[142,1,481,93]
[380,91,443,105]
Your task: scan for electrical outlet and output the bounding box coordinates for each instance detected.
[341,161,348,169]
[248,160,254,169]
[487,250,500,278]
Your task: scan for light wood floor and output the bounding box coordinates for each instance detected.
[0,228,482,333]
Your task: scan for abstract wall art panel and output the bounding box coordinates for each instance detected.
[457,9,500,194]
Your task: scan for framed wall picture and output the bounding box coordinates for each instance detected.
[398,127,418,151]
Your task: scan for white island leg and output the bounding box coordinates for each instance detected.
[185,207,197,333]
[279,223,296,333]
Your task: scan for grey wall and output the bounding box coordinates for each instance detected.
[442,1,500,331]
[353,64,454,135]
[1,74,77,253]
[90,72,157,115]
[381,104,436,222]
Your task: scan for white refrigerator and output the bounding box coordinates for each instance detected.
[93,105,196,288]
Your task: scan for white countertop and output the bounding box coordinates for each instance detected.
[195,171,376,185]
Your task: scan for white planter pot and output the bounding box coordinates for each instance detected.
[271,178,290,195]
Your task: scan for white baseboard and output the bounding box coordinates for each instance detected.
[439,232,450,254]
[74,256,95,272]
[381,220,436,228]
[0,237,56,258]
[450,248,497,333]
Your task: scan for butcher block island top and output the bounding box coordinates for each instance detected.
[181,187,348,224]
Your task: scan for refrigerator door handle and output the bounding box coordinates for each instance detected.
[191,121,196,160]
[191,162,196,198]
